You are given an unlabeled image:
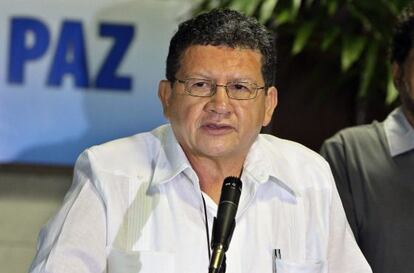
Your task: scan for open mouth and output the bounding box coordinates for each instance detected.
[202,123,234,135]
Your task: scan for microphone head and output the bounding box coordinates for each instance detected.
[219,176,242,207]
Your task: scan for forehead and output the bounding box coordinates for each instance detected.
[178,45,263,79]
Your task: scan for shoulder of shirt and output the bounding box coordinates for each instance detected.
[259,133,327,165]
[74,124,169,179]
[256,134,333,191]
[321,121,383,148]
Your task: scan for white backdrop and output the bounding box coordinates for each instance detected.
[0,0,192,165]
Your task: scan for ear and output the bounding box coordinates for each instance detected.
[158,80,173,119]
[392,62,403,91]
[262,86,278,127]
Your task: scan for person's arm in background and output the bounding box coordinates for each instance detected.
[320,136,359,243]
[325,163,371,273]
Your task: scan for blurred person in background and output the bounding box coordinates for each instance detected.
[320,4,414,273]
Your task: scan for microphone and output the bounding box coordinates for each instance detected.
[209,176,242,273]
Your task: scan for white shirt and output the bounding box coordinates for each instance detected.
[29,124,371,273]
[384,107,414,157]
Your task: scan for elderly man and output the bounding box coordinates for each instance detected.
[320,5,414,273]
[30,9,371,273]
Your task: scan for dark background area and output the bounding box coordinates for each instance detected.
[264,38,394,151]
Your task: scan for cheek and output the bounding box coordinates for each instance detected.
[236,104,265,128]
[170,100,204,126]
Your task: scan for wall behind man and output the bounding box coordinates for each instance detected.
[0,165,71,273]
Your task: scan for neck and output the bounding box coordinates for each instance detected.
[402,107,414,128]
[186,154,245,204]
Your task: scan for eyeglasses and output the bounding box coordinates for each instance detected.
[175,78,266,100]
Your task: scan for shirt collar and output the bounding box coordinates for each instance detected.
[242,135,297,199]
[384,107,414,157]
[150,125,297,200]
[150,124,194,187]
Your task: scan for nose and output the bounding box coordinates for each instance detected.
[205,85,232,115]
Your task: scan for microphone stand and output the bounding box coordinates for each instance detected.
[219,255,226,273]
[208,254,226,273]
[208,219,235,273]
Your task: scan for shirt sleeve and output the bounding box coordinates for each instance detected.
[29,151,107,273]
[320,138,359,242]
[326,167,372,273]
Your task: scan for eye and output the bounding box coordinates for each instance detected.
[230,83,251,92]
[190,79,211,89]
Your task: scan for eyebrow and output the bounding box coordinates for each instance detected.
[183,74,259,83]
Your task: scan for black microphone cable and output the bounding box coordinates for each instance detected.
[201,193,212,260]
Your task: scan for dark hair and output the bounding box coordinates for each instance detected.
[391,3,414,65]
[166,9,276,87]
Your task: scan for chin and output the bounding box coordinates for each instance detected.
[201,145,240,159]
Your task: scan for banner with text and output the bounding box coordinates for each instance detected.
[0,0,191,165]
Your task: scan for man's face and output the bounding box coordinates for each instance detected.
[394,49,414,125]
[159,45,277,162]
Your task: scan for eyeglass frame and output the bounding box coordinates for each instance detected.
[173,78,267,100]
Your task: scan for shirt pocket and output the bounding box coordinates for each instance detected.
[275,259,325,273]
[107,247,175,273]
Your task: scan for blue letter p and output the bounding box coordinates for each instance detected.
[8,17,50,83]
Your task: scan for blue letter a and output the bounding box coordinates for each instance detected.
[47,20,89,88]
